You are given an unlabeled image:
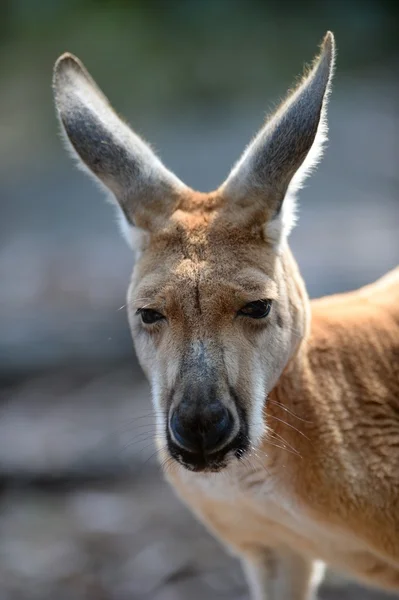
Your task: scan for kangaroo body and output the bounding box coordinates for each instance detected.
[168,266,399,595]
[53,31,399,599]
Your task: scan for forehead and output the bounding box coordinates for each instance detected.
[131,209,278,305]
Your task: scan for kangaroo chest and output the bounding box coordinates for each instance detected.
[171,467,399,590]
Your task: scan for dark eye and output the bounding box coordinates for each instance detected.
[137,308,165,324]
[239,299,272,319]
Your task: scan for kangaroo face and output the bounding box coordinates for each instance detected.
[128,194,308,471]
[53,33,334,472]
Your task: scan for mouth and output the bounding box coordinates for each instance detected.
[166,428,249,473]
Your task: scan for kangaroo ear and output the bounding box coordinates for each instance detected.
[53,53,187,235]
[221,32,335,245]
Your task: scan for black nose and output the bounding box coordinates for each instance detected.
[170,404,233,455]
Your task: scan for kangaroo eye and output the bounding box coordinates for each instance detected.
[137,309,165,324]
[239,299,272,319]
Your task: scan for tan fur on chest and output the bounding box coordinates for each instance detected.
[173,464,399,589]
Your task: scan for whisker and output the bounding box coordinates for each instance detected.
[123,431,156,443]
[120,436,155,452]
[121,423,157,433]
[117,412,163,428]
[265,439,302,459]
[266,414,311,442]
[120,410,162,419]
[143,447,162,466]
[246,445,272,478]
[159,456,177,476]
[266,398,312,423]
[267,430,302,457]
[251,445,288,470]
[137,302,153,310]
[128,297,152,305]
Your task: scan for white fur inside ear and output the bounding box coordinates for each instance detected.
[117,209,149,257]
[264,191,298,249]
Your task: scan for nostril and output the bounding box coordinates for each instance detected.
[203,407,232,452]
[170,410,199,453]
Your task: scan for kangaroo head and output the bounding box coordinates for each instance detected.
[53,33,335,472]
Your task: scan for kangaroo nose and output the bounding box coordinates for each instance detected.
[170,405,233,455]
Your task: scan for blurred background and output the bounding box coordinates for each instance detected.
[0,1,398,598]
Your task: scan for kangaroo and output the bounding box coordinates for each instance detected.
[53,32,399,599]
